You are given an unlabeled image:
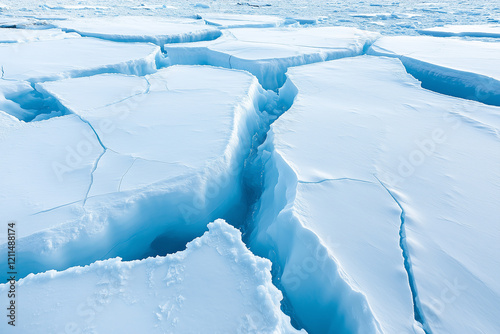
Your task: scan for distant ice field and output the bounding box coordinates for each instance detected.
[1,0,500,35]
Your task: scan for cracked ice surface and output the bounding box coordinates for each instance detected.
[165,26,379,90]
[52,16,222,46]
[419,24,500,38]
[0,65,272,280]
[0,220,303,334]
[368,36,500,106]
[251,56,500,334]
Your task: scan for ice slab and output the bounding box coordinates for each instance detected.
[200,13,285,28]
[419,24,500,38]
[0,37,162,82]
[0,27,78,43]
[252,56,500,334]
[166,27,379,90]
[368,36,500,106]
[0,66,271,280]
[0,220,303,334]
[53,16,222,47]
[0,110,102,225]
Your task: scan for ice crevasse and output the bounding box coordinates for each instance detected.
[0,65,276,281]
[248,56,500,334]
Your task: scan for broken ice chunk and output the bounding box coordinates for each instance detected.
[200,13,285,28]
[0,37,162,82]
[0,220,303,334]
[368,35,500,106]
[419,24,500,38]
[52,16,222,47]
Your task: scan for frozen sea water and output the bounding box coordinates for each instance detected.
[1,1,499,334]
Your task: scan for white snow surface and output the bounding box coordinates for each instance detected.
[419,24,500,38]
[368,35,500,105]
[52,16,222,46]
[251,56,500,334]
[0,220,303,334]
[166,26,379,90]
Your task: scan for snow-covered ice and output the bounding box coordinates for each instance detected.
[419,24,500,38]
[53,16,222,47]
[0,65,272,281]
[0,37,162,83]
[200,13,286,28]
[368,36,500,106]
[166,26,379,90]
[0,220,303,334]
[250,56,500,334]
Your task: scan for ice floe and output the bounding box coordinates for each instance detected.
[166,26,379,90]
[0,220,303,334]
[0,37,162,83]
[250,56,500,334]
[419,24,500,38]
[368,35,500,106]
[200,13,285,28]
[53,16,222,47]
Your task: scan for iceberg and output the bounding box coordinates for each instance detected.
[0,220,303,334]
[166,27,379,90]
[419,24,500,38]
[250,56,500,334]
[0,65,273,282]
[53,16,222,47]
[368,36,500,106]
